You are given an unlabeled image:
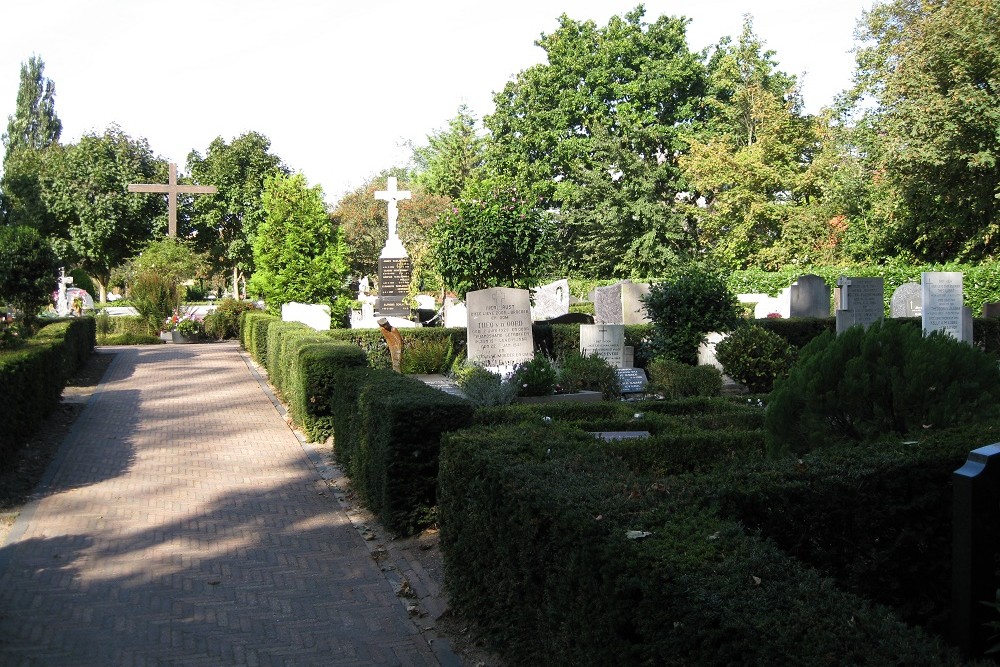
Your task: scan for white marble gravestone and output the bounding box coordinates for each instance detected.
[466,287,534,370]
[922,272,964,340]
[531,279,570,321]
[579,324,626,368]
[281,302,331,331]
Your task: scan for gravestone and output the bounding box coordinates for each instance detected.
[56,267,73,316]
[615,368,649,395]
[443,298,467,328]
[466,287,534,370]
[963,306,974,345]
[281,302,331,331]
[531,279,570,321]
[835,276,885,334]
[375,177,412,317]
[789,274,830,318]
[592,284,623,324]
[698,332,728,370]
[922,272,964,340]
[620,280,651,325]
[890,282,922,318]
[623,346,635,369]
[953,443,1000,657]
[128,163,217,237]
[580,324,626,368]
[982,302,1000,318]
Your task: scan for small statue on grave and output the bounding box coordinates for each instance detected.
[378,317,403,373]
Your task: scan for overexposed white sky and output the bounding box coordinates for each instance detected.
[0,0,874,205]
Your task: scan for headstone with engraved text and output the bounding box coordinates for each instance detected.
[922,272,964,340]
[580,324,626,368]
[890,283,922,318]
[835,276,885,334]
[466,287,534,371]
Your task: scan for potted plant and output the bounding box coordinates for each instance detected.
[167,310,204,343]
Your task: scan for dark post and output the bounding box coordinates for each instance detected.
[953,443,1000,656]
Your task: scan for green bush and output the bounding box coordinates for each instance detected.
[400,335,457,374]
[556,353,620,399]
[97,332,163,346]
[289,343,369,442]
[766,319,1000,456]
[453,363,517,406]
[239,311,279,365]
[263,320,312,396]
[715,324,795,393]
[644,264,740,364]
[646,358,723,398]
[129,271,180,333]
[204,299,259,340]
[511,353,557,397]
[756,316,835,349]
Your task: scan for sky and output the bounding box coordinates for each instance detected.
[0,0,875,205]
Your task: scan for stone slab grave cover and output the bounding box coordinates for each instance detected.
[835,276,885,334]
[922,271,964,340]
[615,368,649,395]
[789,274,830,318]
[531,279,570,321]
[466,287,534,371]
[890,282,922,318]
[281,302,331,331]
[580,324,626,368]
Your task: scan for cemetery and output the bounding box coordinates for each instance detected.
[3,3,1000,664]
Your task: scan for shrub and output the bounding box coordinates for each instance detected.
[646,358,723,398]
[203,299,259,340]
[400,335,457,374]
[511,353,557,397]
[289,342,368,442]
[129,271,179,333]
[453,363,517,406]
[715,324,795,394]
[643,264,740,364]
[556,353,620,399]
[766,319,1000,456]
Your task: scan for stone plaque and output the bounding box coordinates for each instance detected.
[922,272,963,340]
[592,284,623,324]
[580,324,626,368]
[789,274,830,318]
[466,287,534,370]
[616,368,649,394]
[890,282,922,318]
[531,279,570,321]
[378,257,411,317]
[835,276,884,334]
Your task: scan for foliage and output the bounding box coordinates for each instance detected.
[452,363,517,406]
[680,18,821,270]
[129,272,179,333]
[766,319,1000,456]
[646,358,724,398]
[511,353,558,397]
[400,335,457,374]
[1,55,62,234]
[428,177,555,297]
[173,315,204,338]
[247,173,352,322]
[186,131,288,294]
[715,324,795,393]
[409,104,485,199]
[555,353,620,399]
[202,299,258,340]
[40,125,166,301]
[0,224,59,322]
[846,0,1000,263]
[119,237,208,287]
[643,264,741,364]
[484,8,705,277]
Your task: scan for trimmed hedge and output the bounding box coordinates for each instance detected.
[438,424,959,666]
[326,327,468,370]
[240,311,279,365]
[0,318,96,465]
[331,367,474,535]
[288,343,368,442]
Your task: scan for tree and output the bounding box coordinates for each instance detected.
[679,18,821,270]
[484,8,706,277]
[41,125,167,302]
[330,171,451,292]
[847,0,1000,262]
[248,173,351,322]
[0,224,59,322]
[410,105,485,198]
[186,132,288,298]
[428,177,555,297]
[1,55,62,234]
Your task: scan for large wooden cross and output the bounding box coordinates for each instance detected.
[128,163,218,237]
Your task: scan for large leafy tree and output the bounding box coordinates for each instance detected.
[186,131,288,298]
[1,55,62,234]
[847,0,1000,262]
[248,173,351,322]
[330,171,451,291]
[484,7,705,277]
[679,18,821,269]
[0,224,59,322]
[410,104,485,198]
[41,125,166,301]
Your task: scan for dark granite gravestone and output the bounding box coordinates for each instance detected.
[835,276,885,334]
[377,256,412,317]
[789,274,830,318]
[953,444,1000,657]
[616,368,649,395]
[890,282,922,318]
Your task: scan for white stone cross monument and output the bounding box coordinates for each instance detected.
[128,163,218,237]
[375,176,411,258]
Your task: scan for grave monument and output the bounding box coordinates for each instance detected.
[466,287,534,371]
[835,276,885,334]
[375,177,412,318]
[922,272,964,340]
[128,163,217,237]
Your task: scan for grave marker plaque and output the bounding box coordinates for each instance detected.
[580,324,626,368]
[616,368,649,395]
[377,257,412,317]
[890,282,922,318]
[835,276,885,334]
[922,272,963,340]
[466,287,534,370]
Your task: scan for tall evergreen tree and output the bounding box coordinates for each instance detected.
[410,105,484,199]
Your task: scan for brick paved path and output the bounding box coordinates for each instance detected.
[0,342,444,666]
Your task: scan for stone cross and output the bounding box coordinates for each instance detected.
[836,276,852,310]
[128,163,218,237]
[375,177,411,258]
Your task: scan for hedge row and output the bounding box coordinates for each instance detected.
[0,318,96,466]
[438,424,959,666]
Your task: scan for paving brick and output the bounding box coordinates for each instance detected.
[0,342,442,666]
